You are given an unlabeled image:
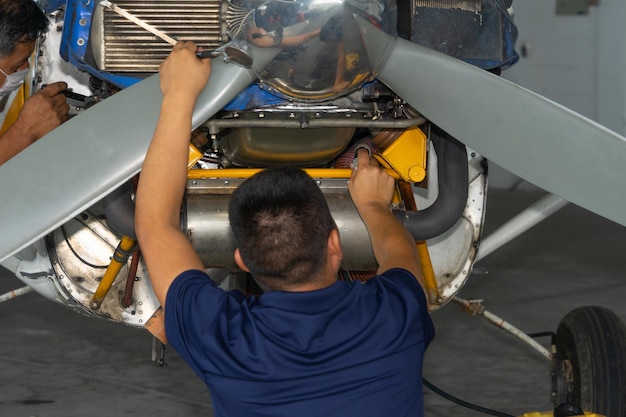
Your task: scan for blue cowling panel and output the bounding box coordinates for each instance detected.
[60,0,144,88]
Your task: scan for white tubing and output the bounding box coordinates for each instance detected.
[0,286,33,304]
[476,193,569,262]
[453,296,552,360]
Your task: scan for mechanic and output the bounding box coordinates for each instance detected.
[0,0,69,166]
[135,41,434,417]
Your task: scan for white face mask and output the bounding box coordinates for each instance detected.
[0,67,29,98]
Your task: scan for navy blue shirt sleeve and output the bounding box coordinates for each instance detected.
[377,267,435,348]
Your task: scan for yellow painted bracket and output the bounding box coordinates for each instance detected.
[373,127,427,183]
[187,143,203,169]
[0,84,26,135]
[396,180,440,307]
[417,240,441,308]
[90,235,136,310]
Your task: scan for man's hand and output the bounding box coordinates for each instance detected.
[15,81,69,142]
[159,41,211,100]
[0,82,70,165]
[348,148,395,213]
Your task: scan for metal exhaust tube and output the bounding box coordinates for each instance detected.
[185,183,380,271]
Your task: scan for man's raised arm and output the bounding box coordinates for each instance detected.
[135,41,210,306]
[348,149,425,287]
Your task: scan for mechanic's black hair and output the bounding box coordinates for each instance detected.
[0,0,49,58]
[228,166,337,291]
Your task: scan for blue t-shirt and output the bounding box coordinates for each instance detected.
[165,268,434,417]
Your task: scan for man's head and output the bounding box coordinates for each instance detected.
[0,0,48,85]
[229,166,340,291]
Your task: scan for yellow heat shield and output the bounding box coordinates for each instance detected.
[374,127,427,183]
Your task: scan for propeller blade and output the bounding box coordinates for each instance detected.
[360,19,626,227]
[0,57,258,262]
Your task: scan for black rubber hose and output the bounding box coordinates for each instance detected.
[423,378,516,417]
[102,181,137,239]
[395,126,469,241]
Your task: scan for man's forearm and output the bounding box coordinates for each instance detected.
[358,203,418,267]
[0,127,37,166]
[348,149,424,282]
[136,95,194,228]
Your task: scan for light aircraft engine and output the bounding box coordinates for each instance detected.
[3,0,516,327]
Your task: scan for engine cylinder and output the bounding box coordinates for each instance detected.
[185,177,379,271]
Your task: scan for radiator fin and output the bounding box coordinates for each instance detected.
[415,0,481,12]
[99,0,225,72]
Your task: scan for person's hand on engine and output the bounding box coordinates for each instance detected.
[348,148,395,214]
[14,81,69,142]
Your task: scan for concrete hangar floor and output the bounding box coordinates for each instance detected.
[1,190,625,417]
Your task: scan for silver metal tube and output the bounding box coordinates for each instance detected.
[453,296,552,361]
[0,286,33,304]
[185,180,379,271]
[476,193,569,262]
[206,117,426,130]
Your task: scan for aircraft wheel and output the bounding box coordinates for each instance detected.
[552,306,626,416]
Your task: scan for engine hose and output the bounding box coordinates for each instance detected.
[102,180,137,239]
[395,126,469,241]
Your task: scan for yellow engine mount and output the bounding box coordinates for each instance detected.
[374,127,427,183]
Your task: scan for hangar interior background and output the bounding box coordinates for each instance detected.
[1,0,625,416]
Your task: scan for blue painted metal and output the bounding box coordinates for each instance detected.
[60,0,143,88]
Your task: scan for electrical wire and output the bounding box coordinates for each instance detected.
[423,377,516,417]
[527,331,556,344]
[61,224,108,269]
[422,330,556,416]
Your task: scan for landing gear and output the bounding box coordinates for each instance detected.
[552,306,626,416]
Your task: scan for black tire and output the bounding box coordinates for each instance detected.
[552,306,626,416]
